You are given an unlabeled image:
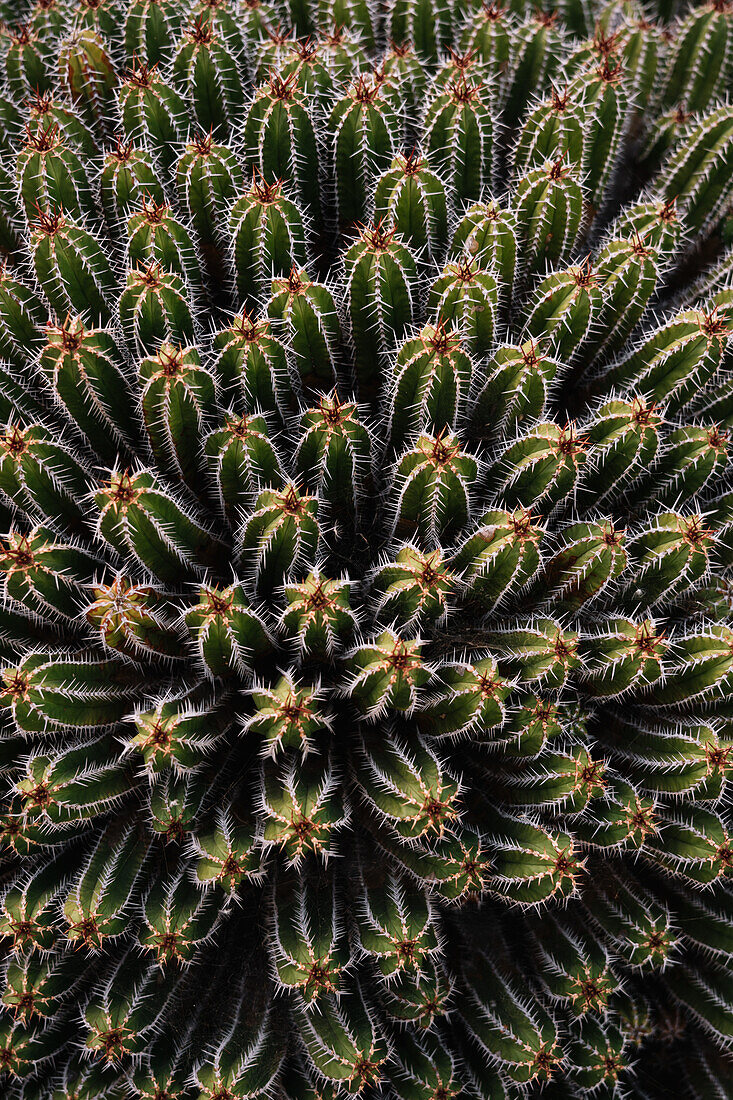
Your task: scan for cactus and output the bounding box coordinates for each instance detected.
[0,2,732,1099]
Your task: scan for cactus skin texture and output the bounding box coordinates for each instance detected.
[1,1,733,1098]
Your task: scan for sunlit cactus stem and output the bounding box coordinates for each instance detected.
[57,29,117,140]
[244,72,322,226]
[329,71,401,228]
[118,58,189,175]
[176,131,242,265]
[229,173,308,308]
[422,75,494,204]
[101,138,166,231]
[344,221,417,395]
[171,15,247,138]
[267,268,340,395]
[374,150,449,263]
[30,206,117,326]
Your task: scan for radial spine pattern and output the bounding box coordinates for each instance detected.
[0,0,732,1097]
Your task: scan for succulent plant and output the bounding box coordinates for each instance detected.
[0,0,732,1097]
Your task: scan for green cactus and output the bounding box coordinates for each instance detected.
[229,173,308,307]
[0,1,732,1098]
[329,70,401,228]
[422,74,495,204]
[170,14,247,138]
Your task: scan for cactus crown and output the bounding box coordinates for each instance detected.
[0,0,732,1097]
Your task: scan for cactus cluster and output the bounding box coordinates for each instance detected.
[0,0,732,1095]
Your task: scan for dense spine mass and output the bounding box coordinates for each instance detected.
[0,0,731,1097]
